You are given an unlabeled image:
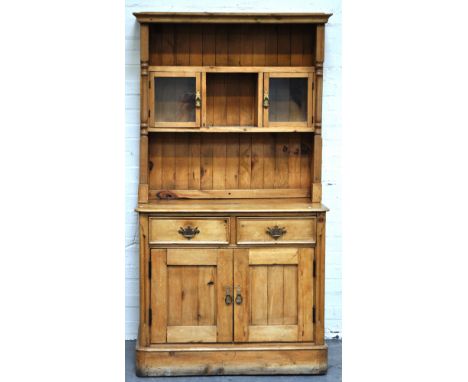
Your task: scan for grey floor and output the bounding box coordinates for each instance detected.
[125,340,342,381]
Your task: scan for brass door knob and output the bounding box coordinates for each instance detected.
[195,91,201,108]
[263,93,269,108]
[178,226,200,240]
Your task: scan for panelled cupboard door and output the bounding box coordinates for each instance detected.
[263,72,314,128]
[234,248,314,342]
[149,72,201,128]
[150,248,233,343]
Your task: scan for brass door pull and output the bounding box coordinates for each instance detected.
[225,287,233,305]
[263,93,269,108]
[195,91,201,108]
[178,226,200,240]
[266,225,287,240]
[235,286,243,305]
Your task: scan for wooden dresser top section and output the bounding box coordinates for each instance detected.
[133,12,332,24]
[136,198,328,213]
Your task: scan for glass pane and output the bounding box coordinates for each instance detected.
[269,78,307,122]
[154,77,196,122]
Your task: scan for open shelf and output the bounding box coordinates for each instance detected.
[136,198,328,213]
[205,73,260,127]
[148,127,314,133]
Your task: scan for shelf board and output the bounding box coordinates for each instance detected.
[148,127,314,133]
[136,198,328,214]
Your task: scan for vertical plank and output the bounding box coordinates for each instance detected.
[217,249,233,342]
[283,265,298,325]
[161,24,175,65]
[313,133,322,183]
[189,24,203,65]
[212,134,227,189]
[314,24,325,135]
[274,134,289,188]
[200,134,213,190]
[201,72,207,128]
[290,25,304,66]
[263,133,275,188]
[161,133,175,189]
[263,73,270,127]
[251,134,264,189]
[174,133,189,189]
[139,24,149,203]
[181,267,199,325]
[151,249,167,343]
[308,73,314,127]
[175,24,190,65]
[213,75,227,126]
[234,249,250,342]
[265,25,278,66]
[148,135,162,190]
[250,266,268,325]
[225,134,239,189]
[267,266,284,325]
[226,75,240,126]
[215,25,228,66]
[198,266,216,325]
[302,25,314,65]
[202,24,216,66]
[240,24,253,66]
[188,134,201,189]
[288,133,302,188]
[298,248,314,341]
[228,25,241,66]
[315,215,326,344]
[167,267,182,326]
[277,25,291,66]
[139,215,150,346]
[238,134,252,189]
[252,25,266,66]
[257,73,263,127]
[149,24,162,65]
[206,74,214,126]
[300,134,312,189]
[312,134,322,202]
[239,75,253,126]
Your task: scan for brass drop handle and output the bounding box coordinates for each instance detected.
[266,225,287,240]
[225,287,233,305]
[263,92,269,108]
[195,91,201,108]
[178,226,200,240]
[235,286,243,305]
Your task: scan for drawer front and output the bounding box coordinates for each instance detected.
[149,217,229,245]
[237,217,316,245]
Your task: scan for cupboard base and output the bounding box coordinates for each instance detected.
[136,343,328,376]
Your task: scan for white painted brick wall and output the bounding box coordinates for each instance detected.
[125,0,342,340]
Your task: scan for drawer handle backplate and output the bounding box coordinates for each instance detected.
[178,225,200,240]
[266,225,287,240]
[235,286,243,305]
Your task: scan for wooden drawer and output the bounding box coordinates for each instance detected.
[236,217,316,245]
[149,217,229,245]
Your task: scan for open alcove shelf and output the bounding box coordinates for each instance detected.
[134,12,332,377]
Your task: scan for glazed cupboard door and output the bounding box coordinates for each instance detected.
[263,72,314,128]
[149,72,201,128]
[150,248,233,343]
[234,248,314,342]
